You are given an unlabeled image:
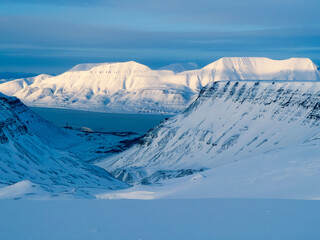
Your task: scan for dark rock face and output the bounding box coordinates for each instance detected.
[100,81,320,184]
[0,96,30,143]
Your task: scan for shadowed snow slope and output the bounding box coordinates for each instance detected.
[1,57,319,114]
[98,80,320,190]
[0,93,127,199]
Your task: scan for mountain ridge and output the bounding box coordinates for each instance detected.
[1,57,319,114]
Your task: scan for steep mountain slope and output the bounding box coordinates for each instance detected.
[0,93,127,198]
[1,58,319,114]
[98,80,320,184]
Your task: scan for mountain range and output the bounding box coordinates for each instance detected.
[0,57,319,114]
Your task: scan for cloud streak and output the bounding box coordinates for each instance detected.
[2,0,320,27]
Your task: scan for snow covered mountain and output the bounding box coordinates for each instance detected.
[190,57,320,84]
[9,61,196,113]
[0,93,127,198]
[98,80,320,190]
[0,74,51,96]
[1,57,319,114]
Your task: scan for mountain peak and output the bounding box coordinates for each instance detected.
[67,61,150,72]
[204,57,318,70]
[67,63,111,72]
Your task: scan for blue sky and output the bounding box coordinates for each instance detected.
[1,0,320,74]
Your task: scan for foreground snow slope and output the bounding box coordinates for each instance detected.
[2,57,319,113]
[2,199,320,240]
[0,93,127,198]
[98,80,320,187]
[98,143,320,200]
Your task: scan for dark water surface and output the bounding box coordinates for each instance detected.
[30,107,173,133]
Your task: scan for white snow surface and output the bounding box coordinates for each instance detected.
[1,57,319,114]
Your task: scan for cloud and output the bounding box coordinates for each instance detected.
[132,0,320,27]
[0,0,110,7]
[2,0,320,27]
[1,15,319,49]
[0,0,320,73]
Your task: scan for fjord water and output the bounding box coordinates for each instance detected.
[30,107,172,133]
